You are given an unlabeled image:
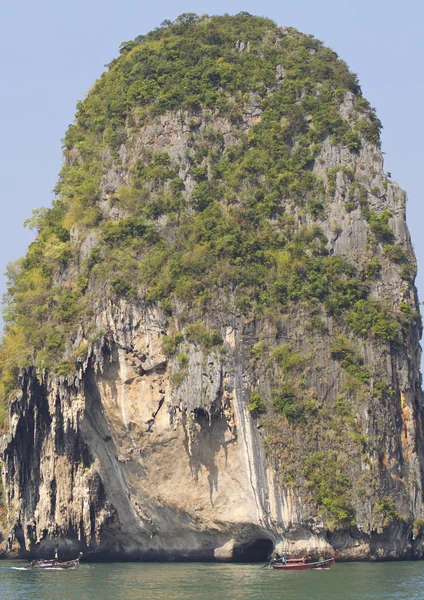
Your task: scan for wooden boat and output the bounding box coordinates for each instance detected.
[271,550,338,571]
[30,552,83,569]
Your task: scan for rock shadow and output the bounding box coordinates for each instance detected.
[184,407,231,505]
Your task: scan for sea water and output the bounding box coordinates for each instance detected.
[0,560,423,600]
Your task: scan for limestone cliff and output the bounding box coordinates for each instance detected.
[1,13,423,561]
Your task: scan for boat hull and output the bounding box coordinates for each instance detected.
[271,554,337,570]
[30,554,82,569]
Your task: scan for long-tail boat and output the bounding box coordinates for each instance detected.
[270,550,338,570]
[30,552,83,569]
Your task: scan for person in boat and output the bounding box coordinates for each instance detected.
[272,553,286,565]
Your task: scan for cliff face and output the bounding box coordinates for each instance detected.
[1,14,424,561]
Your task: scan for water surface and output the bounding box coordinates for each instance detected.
[1,560,423,599]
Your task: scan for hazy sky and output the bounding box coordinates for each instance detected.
[1,0,423,344]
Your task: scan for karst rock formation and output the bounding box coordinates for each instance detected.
[1,14,423,561]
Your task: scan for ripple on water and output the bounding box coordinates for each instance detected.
[0,561,424,600]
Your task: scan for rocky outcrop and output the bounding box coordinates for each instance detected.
[2,253,423,562]
[1,15,424,561]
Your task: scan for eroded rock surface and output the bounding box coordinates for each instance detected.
[1,16,424,562]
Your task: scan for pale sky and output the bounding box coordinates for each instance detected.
[1,0,423,355]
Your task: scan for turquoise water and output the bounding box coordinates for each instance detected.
[1,560,424,600]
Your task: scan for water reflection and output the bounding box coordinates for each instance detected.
[0,561,424,600]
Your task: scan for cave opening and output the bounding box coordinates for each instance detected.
[233,538,274,563]
[194,407,210,428]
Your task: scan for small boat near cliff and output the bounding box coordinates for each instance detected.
[270,550,338,571]
[30,552,83,570]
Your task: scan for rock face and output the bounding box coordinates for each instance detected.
[1,14,424,561]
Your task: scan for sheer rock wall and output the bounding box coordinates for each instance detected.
[1,32,424,562]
